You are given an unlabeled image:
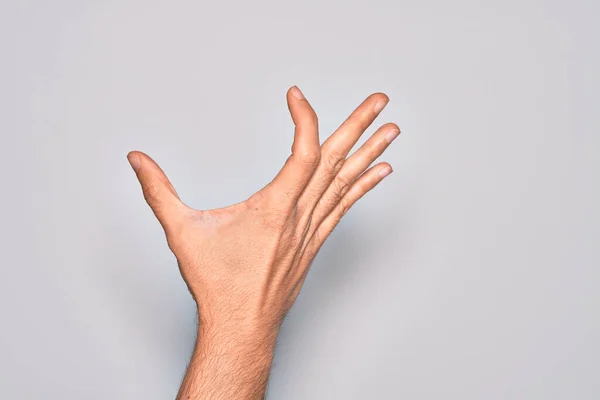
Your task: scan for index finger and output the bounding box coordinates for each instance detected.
[320,92,389,158]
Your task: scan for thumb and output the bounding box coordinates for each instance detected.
[127,151,187,233]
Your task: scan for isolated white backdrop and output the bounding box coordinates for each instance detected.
[1,0,599,398]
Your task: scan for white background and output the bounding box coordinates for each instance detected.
[1,0,599,398]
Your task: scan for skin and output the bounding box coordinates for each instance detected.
[127,85,400,399]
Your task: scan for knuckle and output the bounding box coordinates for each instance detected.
[332,175,352,199]
[296,147,321,166]
[338,198,352,217]
[323,150,345,173]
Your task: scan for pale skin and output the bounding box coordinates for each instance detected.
[127,85,400,399]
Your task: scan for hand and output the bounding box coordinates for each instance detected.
[127,85,400,399]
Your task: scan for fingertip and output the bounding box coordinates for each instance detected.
[373,93,390,114]
[378,162,393,178]
[127,151,141,172]
[289,85,305,100]
[372,92,389,102]
[383,122,401,134]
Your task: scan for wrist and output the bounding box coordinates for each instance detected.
[196,316,280,356]
[195,301,282,348]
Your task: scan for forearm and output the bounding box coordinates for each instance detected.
[176,317,279,400]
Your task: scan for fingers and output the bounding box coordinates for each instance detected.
[265,86,321,202]
[309,123,400,227]
[321,93,389,158]
[311,162,392,243]
[296,93,389,211]
[127,151,187,233]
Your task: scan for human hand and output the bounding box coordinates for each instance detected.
[127,85,400,399]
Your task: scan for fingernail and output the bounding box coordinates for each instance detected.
[291,85,304,99]
[127,153,141,172]
[379,165,393,177]
[373,97,388,114]
[384,128,400,143]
